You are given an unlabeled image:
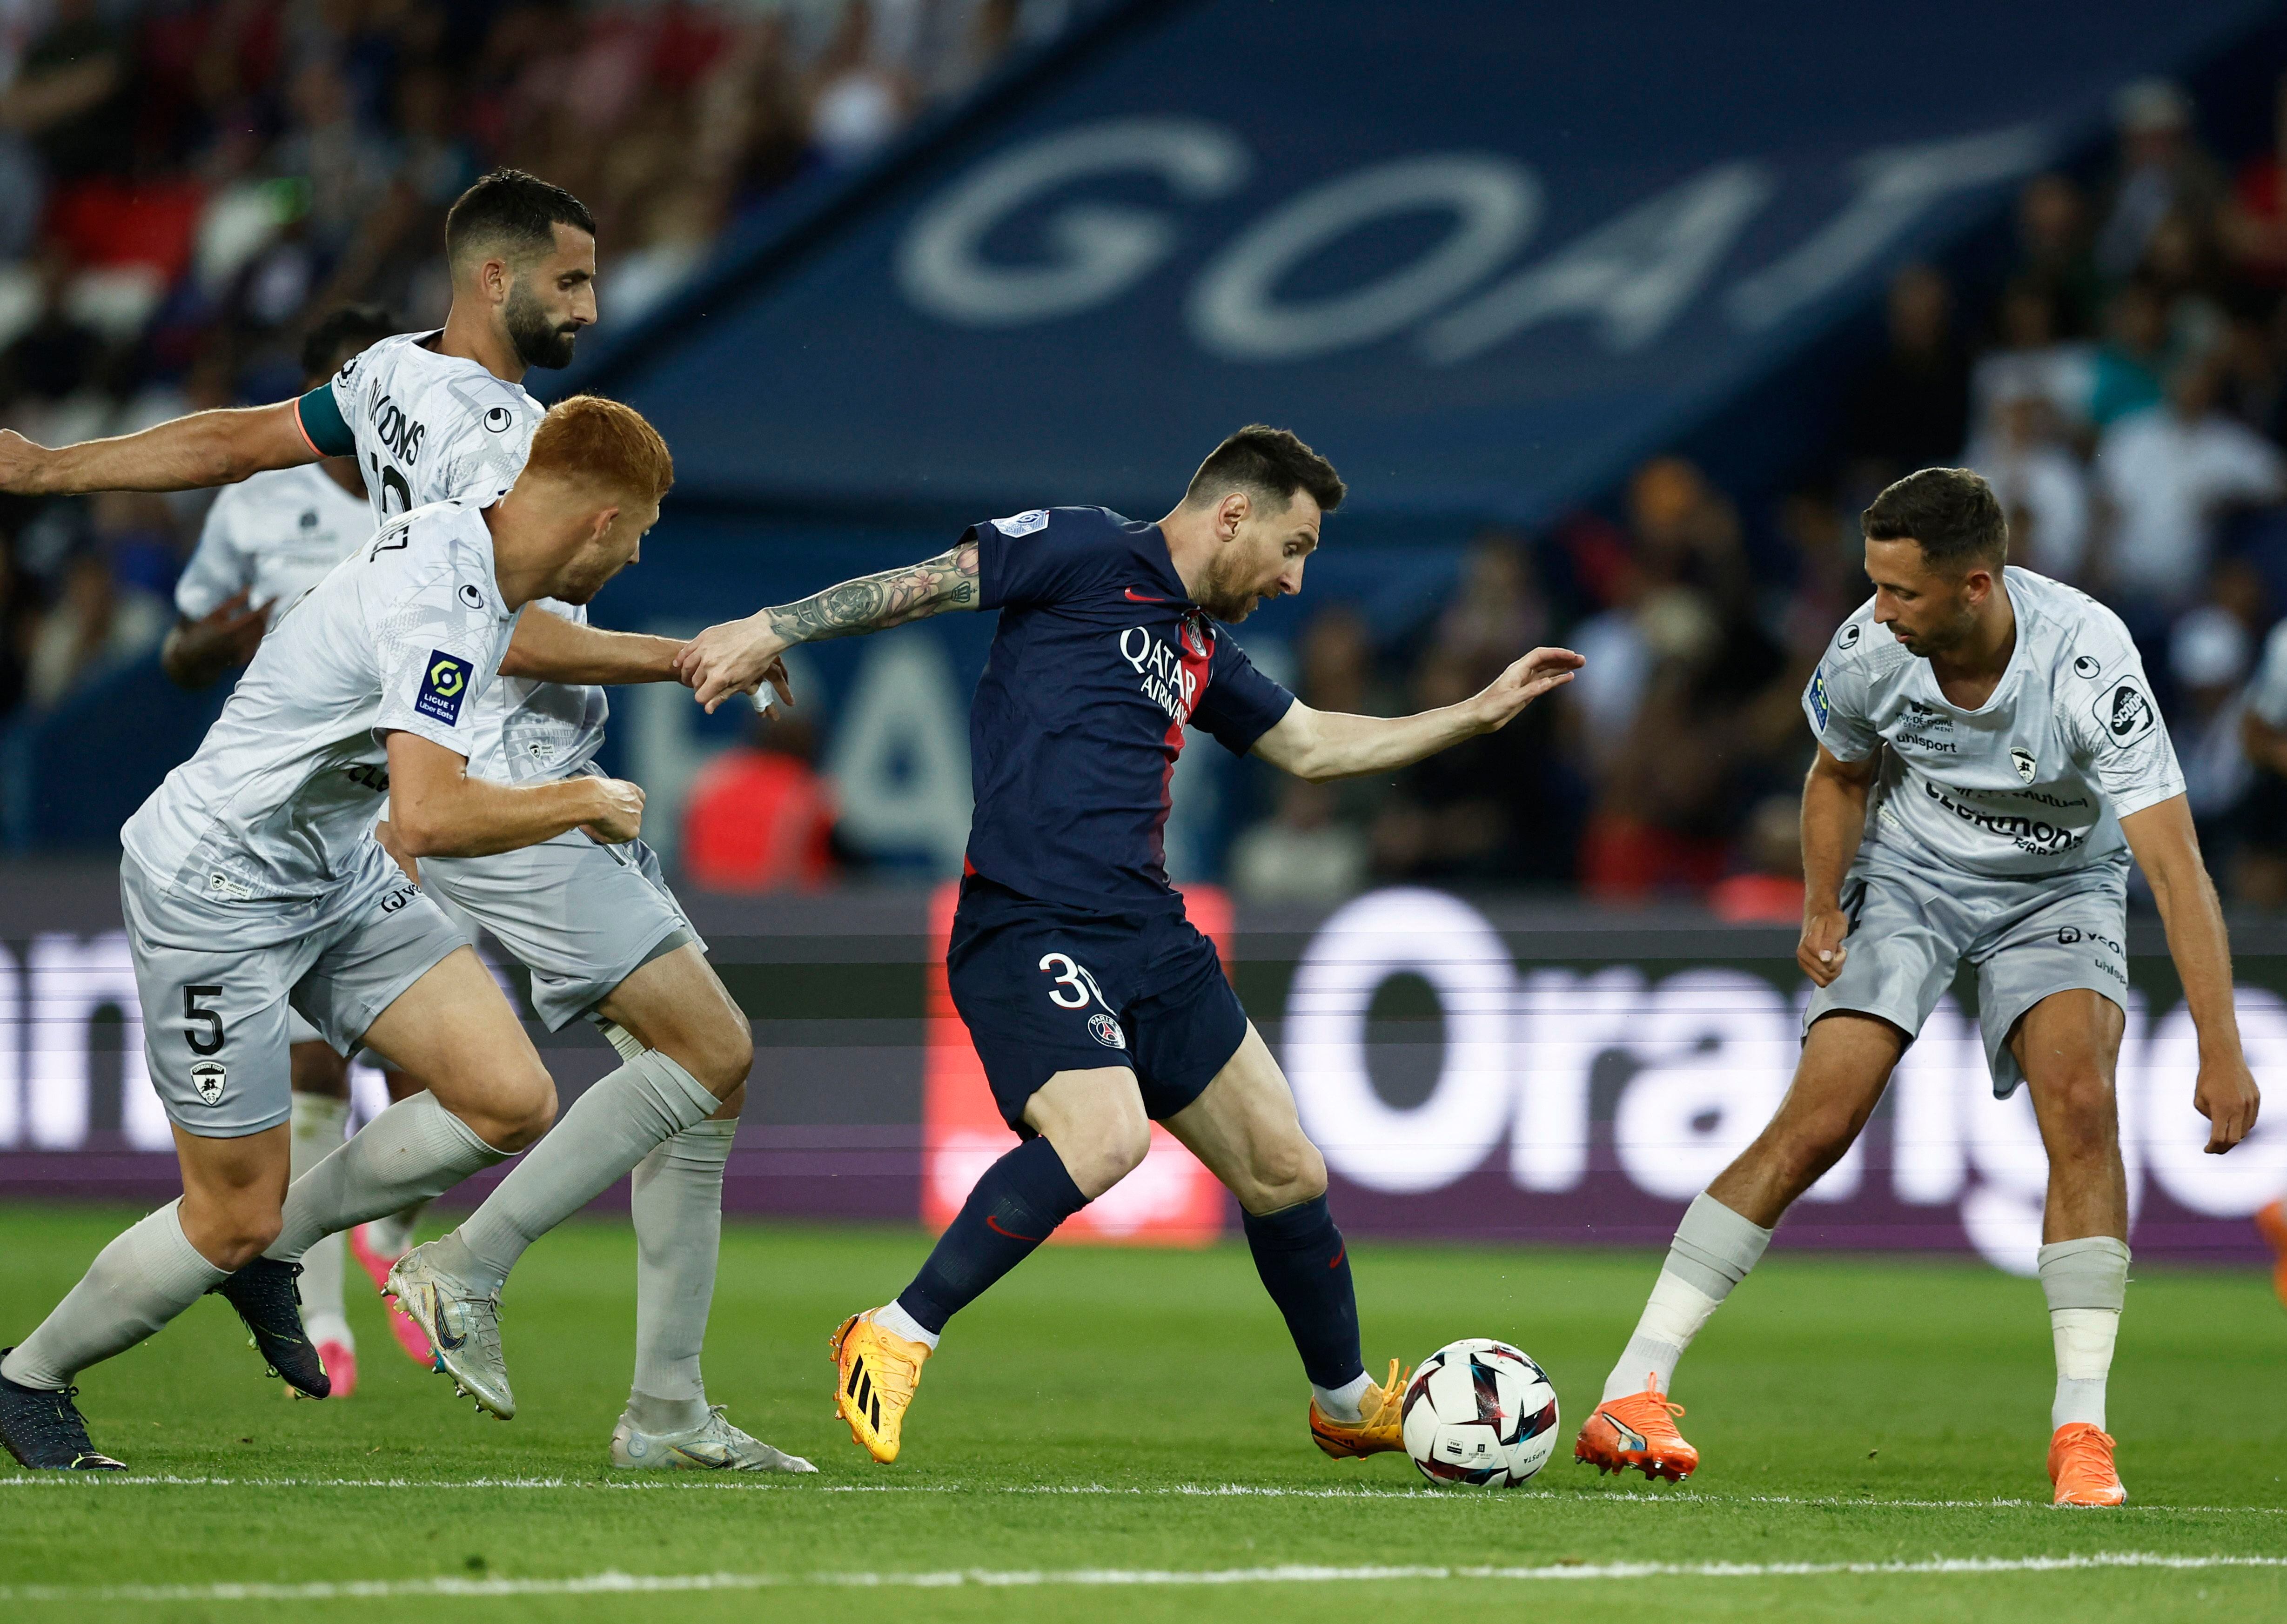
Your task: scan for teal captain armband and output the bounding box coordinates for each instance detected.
[295,384,355,458]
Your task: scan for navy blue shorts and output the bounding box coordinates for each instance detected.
[946,876,1249,1134]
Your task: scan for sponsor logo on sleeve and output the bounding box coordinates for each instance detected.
[416,650,471,725]
[482,405,514,433]
[1838,622,1861,650]
[992,508,1049,537]
[457,583,486,610]
[2072,654,2101,679]
[1807,665,1831,730]
[2095,675,2157,748]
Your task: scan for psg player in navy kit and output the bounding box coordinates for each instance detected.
[679,427,1583,1464]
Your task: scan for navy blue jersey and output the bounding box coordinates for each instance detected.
[963,506,1295,913]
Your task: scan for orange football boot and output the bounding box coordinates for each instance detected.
[1574,1375,1698,1483]
[1309,1358,1411,1459]
[830,1311,930,1463]
[2255,1200,2287,1312]
[2049,1422,2126,1507]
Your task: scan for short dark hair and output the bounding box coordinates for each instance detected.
[1185,424,1345,517]
[1861,466,2007,571]
[444,168,596,269]
[300,304,399,382]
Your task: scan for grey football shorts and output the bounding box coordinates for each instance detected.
[284,887,480,1052]
[1803,858,2130,1098]
[417,828,700,1031]
[122,841,471,1137]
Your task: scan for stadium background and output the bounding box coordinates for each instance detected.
[4,0,2287,1280]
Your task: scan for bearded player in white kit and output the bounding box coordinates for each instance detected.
[0,170,804,1473]
[0,398,671,1469]
[1573,468,2261,1508]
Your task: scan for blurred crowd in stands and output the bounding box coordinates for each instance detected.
[14,21,2287,913]
[0,0,1061,724]
[1231,74,2287,914]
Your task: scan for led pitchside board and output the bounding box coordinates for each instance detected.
[1,875,2280,1274]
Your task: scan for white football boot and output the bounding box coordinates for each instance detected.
[610,1405,818,1473]
[384,1243,515,1420]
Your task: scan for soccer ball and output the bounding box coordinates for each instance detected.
[1400,1339,1561,1488]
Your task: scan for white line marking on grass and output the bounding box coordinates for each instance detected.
[2,1476,2279,1516]
[3,1552,2285,1602]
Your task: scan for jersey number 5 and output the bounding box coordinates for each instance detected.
[184,986,226,1055]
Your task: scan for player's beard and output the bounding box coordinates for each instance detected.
[505,281,581,370]
[1194,550,1266,622]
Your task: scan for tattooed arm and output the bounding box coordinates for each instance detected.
[674,539,981,712]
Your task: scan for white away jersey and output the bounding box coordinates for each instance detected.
[325,330,604,784]
[174,463,373,623]
[1802,568,2185,879]
[123,499,520,904]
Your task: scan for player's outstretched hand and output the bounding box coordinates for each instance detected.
[676,616,789,715]
[0,428,53,495]
[2193,1054,2260,1154]
[1473,647,1585,730]
[180,589,270,668]
[1798,905,1850,987]
[578,776,645,846]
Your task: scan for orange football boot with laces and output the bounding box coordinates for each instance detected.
[830,1311,930,1463]
[2049,1422,2126,1506]
[1309,1358,1411,1459]
[1574,1374,1698,1483]
[2256,1201,2287,1312]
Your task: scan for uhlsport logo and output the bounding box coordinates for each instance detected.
[1088,1011,1127,1049]
[416,650,470,725]
[482,405,515,433]
[190,1060,226,1106]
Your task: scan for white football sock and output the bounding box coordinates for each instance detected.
[288,1093,351,1327]
[1603,1193,1773,1402]
[362,1200,431,1259]
[267,1093,508,1263]
[443,1052,719,1291]
[629,1116,738,1417]
[2039,1236,2127,1432]
[1,1201,228,1390]
[1312,1371,1374,1424]
[871,1300,939,1349]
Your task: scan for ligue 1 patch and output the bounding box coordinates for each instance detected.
[482,405,514,433]
[190,1060,226,1106]
[1838,622,1861,650]
[2094,675,2156,748]
[416,650,472,725]
[1088,1011,1127,1050]
[1807,665,1831,730]
[2012,747,2037,783]
[993,508,1049,538]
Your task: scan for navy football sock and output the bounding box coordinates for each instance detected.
[1242,1195,1366,1391]
[896,1136,1088,1334]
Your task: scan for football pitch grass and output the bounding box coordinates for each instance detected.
[1,1207,2282,1622]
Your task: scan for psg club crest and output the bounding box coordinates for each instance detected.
[1088,1012,1126,1050]
[190,1061,226,1106]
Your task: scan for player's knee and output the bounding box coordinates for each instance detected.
[1065,1114,1151,1195]
[490,1060,558,1151]
[1247,1136,1327,1208]
[649,1007,752,1098]
[2042,1065,2118,1159]
[1768,1111,1857,1193]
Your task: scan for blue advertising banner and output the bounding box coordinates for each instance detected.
[590,0,2277,522]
